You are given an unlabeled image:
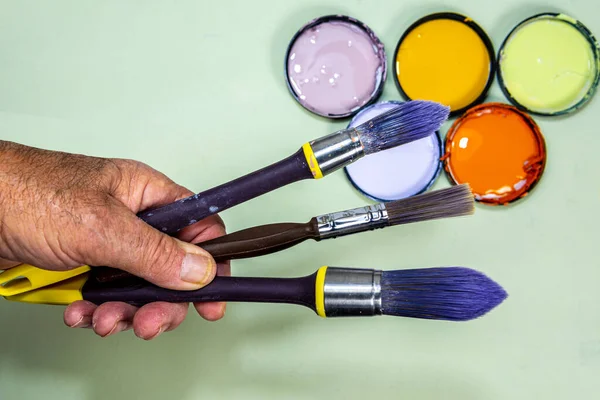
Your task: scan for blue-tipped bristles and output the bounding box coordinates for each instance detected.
[356,100,450,154]
[381,267,507,321]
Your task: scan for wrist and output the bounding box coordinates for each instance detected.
[0,141,30,246]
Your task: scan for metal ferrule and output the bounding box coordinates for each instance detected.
[323,267,382,317]
[316,203,389,239]
[309,128,365,176]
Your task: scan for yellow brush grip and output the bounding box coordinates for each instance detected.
[4,274,88,305]
[0,264,91,296]
[315,266,328,318]
[302,143,324,179]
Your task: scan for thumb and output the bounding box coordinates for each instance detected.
[136,236,217,291]
[90,206,217,291]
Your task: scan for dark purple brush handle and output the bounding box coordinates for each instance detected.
[82,273,317,310]
[137,149,312,235]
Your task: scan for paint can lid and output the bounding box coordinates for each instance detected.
[443,103,547,205]
[393,12,495,117]
[497,13,600,116]
[284,15,387,119]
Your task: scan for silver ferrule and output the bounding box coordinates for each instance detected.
[309,129,365,176]
[316,203,389,239]
[323,267,382,317]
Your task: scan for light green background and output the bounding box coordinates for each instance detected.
[1,0,599,399]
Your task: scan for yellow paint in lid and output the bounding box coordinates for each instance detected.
[498,13,600,115]
[394,13,495,114]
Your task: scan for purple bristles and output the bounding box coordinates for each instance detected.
[355,100,450,154]
[381,267,507,321]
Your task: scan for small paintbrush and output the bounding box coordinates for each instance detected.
[6,265,507,321]
[198,184,474,261]
[138,100,450,235]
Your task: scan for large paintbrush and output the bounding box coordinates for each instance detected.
[5,265,507,322]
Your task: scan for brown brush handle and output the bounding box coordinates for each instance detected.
[201,218,320,260]
[93,218,320,283]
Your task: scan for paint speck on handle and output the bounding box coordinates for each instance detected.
[209,206,219,213]
[147,213,153,217]
[162,227,167,232]
[189,220,197,224]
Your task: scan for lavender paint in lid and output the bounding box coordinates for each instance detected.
[344,101,443,201]
[285,15,387,119]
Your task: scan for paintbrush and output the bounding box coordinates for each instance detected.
[197,184,474,261]
[137,100,450,235]
[5,265,507,321]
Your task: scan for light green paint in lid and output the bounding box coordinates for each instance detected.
[498,13,600,115]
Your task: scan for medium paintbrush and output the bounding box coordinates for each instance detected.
[137,100,450,235]
[5,265,507,321]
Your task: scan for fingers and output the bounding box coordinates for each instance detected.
[65,301,188,340]
[90,302,137,337]
[63,159,231,338]
[132,302,189,340]
[178,214,226,243]
[64,301,96,328]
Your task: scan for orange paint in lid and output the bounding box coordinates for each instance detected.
[443,103,546,205]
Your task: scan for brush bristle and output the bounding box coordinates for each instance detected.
[386,184,475,226]
[355,100,450,154]
[381,267,507,321]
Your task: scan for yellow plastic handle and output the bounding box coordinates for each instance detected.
[0,264,91,296]
[4,273,88,305]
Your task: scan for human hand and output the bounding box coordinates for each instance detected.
[0,140,229,339]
